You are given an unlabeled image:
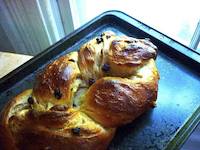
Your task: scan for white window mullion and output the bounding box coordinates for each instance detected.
[36,0,65,43]
[48,0,65,39]
[22,0,51,55]
[68,0,81,29]
[190,20,200,51]
[36,0,53,45]
[57,0,75,34]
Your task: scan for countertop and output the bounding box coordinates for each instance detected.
[0,52,32,78]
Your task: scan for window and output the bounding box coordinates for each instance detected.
[70,0,200,53]
[0,0,199,55]
[198,43,200,52]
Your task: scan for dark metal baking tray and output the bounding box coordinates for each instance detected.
[0,10,200,150]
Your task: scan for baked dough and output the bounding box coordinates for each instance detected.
[0,31,159,150]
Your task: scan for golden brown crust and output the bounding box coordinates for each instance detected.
[78,31,116,82]
[15,126,115,150]
[108,37,157,77]
[33,52,80,107]
[0,125,16,150]
[1,90,115,150]
[0,31,159,149]
[16,111,115,150]
[82,63,159,127]
[110,38,157,66]
[0,89,32,126]
[0,89,32,150]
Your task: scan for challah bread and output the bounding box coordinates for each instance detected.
[0,31,159,149]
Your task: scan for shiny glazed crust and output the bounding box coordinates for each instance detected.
[33,52,80,106]
[0,31,159,149]
[0,90,115,150]
[82,59,159,127]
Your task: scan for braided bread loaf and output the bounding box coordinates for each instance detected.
[0,31,159,150]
